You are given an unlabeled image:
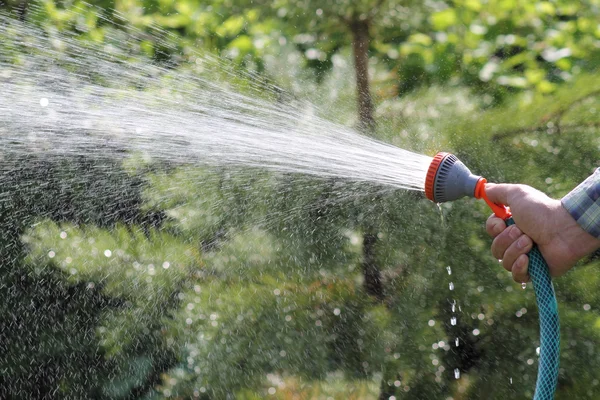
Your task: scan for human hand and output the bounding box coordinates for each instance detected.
[485,183,600,283]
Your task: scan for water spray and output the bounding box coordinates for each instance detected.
[425,152,559,400]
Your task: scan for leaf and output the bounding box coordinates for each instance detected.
[525,69,545,84]
[430,9,457,31]
[497,75,528,88]
[408,33,432,46]
[464,0,482,11]
[217,15,246,37]
[537,80,556,93]
[228,35,254,54]
[536,2,556,15]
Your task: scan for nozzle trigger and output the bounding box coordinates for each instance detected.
[474,178,512,220]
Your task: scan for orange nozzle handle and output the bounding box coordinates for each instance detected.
[474,178,512,220]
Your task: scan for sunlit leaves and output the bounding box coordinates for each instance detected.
[430,9,457,31]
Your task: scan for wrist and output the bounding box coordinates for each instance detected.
[557,202,600,261]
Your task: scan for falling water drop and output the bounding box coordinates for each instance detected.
[449,282,454,291]
[455,337,459,347]
[521,282,527,290]
[451,301,456,313]
[450,317,457,326]
[454,368,460,379]
[510,377,513,384]
[446,266,452,275]
[437,203,448,228]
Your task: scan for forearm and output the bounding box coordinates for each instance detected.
[561,168,600,257]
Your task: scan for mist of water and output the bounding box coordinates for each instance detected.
[0,12,431,191]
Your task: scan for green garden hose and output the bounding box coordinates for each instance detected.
[506,218,559,400]
[424,152,560,399]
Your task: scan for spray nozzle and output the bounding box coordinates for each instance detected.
[425,152,511,219]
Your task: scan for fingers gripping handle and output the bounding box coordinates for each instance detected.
[505,218,559,400]
[474,178,512,219]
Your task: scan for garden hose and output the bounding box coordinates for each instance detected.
[425,152,559,400]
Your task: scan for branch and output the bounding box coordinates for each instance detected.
[541,89,600,128]
[491,89,600,141]
[491,121,600,142]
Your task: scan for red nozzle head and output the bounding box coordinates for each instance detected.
[425,152,449,201]
[424,152,480,203]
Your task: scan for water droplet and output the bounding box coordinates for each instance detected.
[455,337,460,347]
[510,377,513,384]
[451,301,456,312]
[40,97,49,107]
[521,282,527,290]
[449,282,454,291]
[450,317,457,326]
[536,347,540,356]
[162,261,170,269]
[446,266,452,275]
[59,231,67,239]
[104,249,112,257]
[333,308,341,315]
[454,368,460,379]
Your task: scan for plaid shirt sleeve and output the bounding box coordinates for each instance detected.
[561,168,600,238]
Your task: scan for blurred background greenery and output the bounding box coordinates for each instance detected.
[1,0,600,399]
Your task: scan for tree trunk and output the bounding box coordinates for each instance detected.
[350,19,383,300]
[350,19,376,134]
[362,228,385,300]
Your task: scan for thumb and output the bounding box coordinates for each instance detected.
[484,183,515,206]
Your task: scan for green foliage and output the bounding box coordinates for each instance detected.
[11,0,599,99]
[404,0,600,99]
[1,2,600,400]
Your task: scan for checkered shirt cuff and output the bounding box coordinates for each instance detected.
[561,168,600,238]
